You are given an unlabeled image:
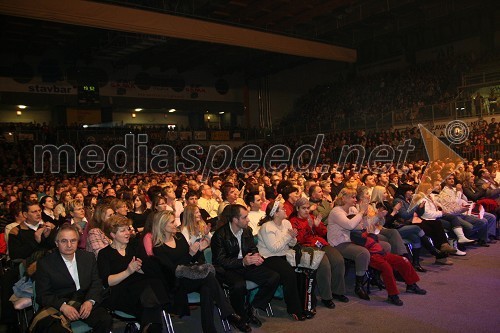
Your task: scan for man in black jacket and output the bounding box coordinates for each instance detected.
[212,204,279,328]
[8,200,57,261]
[35,223,112,333]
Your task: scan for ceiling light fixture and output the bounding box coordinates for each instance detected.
[134,108,143,112]
[17,105,27,109]
[169,109,176,113]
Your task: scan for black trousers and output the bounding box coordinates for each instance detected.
[80,306,113,333]
[419,220,448,247]
[43,305,112,333]
[181,272,233,333]
[262,256,302,315]
[217,264,280,321]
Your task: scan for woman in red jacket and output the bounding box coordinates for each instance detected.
[290,197,348,309]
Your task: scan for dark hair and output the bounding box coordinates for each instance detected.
[22,200,40,213]
[258,200,278,226]
[281,186,298,200]
[22,190,37,202]
[361,173,372,184]
[185,190,199,201]
[9,201,22,219]
[308,184,320,198]
[151,195,166,212]
[39,195,52,206]
[217,204,246,229]
[147,185,163,201]
[276,180,293,195]
[83,195,95,207]
[244,191,259,207]
[221,184,237,201]
[209,177,221,186]
[174,186,184,199]
[395,183,415,197]
[104,188,116,197]
[132,194,147,213]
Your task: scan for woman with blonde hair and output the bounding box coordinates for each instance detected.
[320,180,334,203]
[110,198,129,217]
[151,211,249,333]
[327,188,371,300]
[181,204,212,247]
[64,199,89,249]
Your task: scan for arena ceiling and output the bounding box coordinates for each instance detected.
[0,0,487,81]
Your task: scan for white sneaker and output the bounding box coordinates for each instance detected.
[452,248,466,256]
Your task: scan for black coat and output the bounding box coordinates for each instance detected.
[35,249,103,310]
[211,222,257,270]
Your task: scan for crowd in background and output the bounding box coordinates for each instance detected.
[281,52,499,129]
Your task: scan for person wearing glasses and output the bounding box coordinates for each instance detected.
[34,223,113,333]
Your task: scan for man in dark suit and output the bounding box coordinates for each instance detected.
[35,223,112,333]
[212,204,279,328]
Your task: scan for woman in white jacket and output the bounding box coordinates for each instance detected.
[257,199,312,321]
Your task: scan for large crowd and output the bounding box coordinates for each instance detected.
[1,116,498,180]
[280,52,499,131]
[1,151,499,332]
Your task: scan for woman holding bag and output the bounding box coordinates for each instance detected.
[151,210,250,333]
[257,199,312,321]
